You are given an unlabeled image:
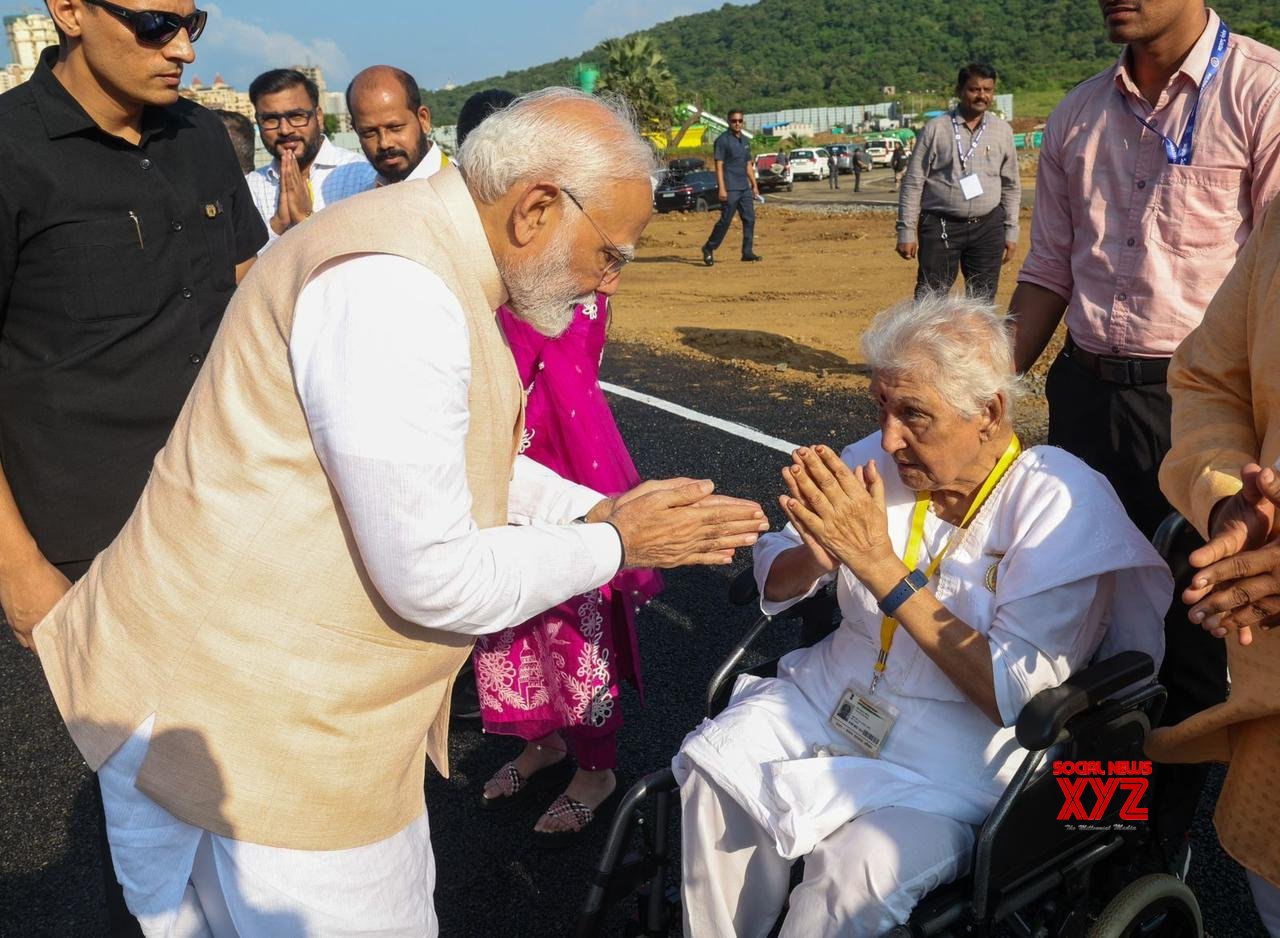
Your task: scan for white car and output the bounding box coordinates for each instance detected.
[788,148,829,181]
[864,139,906,168]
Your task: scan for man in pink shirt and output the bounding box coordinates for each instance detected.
[1011,0,1280,875]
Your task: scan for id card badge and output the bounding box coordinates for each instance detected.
[829,684,900,758]
[959,174,984,200]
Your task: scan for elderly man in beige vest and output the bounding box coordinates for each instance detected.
[22,88,768,936]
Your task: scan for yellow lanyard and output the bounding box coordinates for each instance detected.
[872,435,1021,686]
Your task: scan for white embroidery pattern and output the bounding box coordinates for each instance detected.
[473,590,616,726]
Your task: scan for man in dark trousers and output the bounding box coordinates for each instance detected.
[852,146,867,192]
[701,109,762,265]
[1012,0,1280,868]
[0,0,266,931]
[895,63,1020,302]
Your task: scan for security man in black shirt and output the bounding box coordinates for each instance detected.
[0,1,266,931]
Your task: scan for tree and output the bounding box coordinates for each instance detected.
[594,36,678,132]
[323,113,340,139]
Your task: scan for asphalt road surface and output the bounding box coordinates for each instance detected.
[0,340,1265,937]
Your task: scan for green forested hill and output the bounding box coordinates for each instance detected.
[423,0,1278,122]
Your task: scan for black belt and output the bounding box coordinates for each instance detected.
[922,207,999,225]
[1063,337,1169,386]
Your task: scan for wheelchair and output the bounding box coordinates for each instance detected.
[575,514,1205,938]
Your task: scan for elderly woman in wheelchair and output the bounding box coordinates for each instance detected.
[673,295,1174,938]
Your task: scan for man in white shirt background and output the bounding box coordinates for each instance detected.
[347,65,445,186]
[245,67,374,243]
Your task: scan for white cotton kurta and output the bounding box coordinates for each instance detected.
[97,254,624,936]
[674,433,1173,865]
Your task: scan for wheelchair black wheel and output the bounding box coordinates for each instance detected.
[1088,874,1202,938]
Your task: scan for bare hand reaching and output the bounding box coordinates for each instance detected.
[1,554,71,653]
[606,479,768,569]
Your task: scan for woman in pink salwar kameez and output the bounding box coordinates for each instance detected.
[475,291,662,843]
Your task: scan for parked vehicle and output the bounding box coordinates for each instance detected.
[654,170,723,213]
[754,152,793,192]
[864,137,906,168]
[788,147,829,181]
[666,156,706,174]
[825,143,854,174]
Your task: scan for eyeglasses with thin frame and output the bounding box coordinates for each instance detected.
[82,0,207,45]
[561,188,633,278]
[256,108,318,131]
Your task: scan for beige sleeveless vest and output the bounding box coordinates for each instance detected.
[34,166,523,850]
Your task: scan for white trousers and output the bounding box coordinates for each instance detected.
[99,715,438,937]
[680,765,974,938]
[1250,870,1280,938]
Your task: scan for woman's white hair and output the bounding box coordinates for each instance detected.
[860,293,1022,419]
[456,87,660,205]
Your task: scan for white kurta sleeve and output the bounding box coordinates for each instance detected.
[753,525,836,617]
[290,253,622,635]
[987,574,1114,727]
[507,455,608,526]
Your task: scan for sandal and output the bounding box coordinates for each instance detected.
[478,750,569,810]
[530,786,623,850]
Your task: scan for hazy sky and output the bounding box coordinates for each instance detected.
[2,1,741,90]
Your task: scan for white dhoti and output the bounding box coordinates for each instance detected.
[98,715,438,937]
[680,762,974,938]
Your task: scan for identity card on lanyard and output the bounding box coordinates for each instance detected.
[952,112,988,201]
[1128,21,1229,165]
[829,436,1022,758]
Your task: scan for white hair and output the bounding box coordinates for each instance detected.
[456,87,660,205]
[860,293,1022,420]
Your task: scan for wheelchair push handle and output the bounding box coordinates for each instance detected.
[1015,650,1154,751]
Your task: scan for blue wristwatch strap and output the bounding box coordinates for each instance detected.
[878,568,929,617]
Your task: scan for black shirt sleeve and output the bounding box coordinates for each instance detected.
[229,169,268,263]
[191,105,267,263]
[0,136,16,324]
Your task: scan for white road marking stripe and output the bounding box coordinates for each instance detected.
[600,381,798,454]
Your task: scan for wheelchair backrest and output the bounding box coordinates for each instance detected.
[981,685,1162,896]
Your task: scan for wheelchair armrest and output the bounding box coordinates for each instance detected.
[729,567,760,606]
[1014,651,1155,751]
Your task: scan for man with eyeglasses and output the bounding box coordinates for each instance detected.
[701,108,763,265]
[245,67,374,245]
[29,86,768,935]
[0,0,266,933]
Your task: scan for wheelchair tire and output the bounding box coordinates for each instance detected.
[1088,874,1202,938]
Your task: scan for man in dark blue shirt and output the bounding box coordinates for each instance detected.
[701,109,762,265]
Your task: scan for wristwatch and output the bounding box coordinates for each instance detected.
[877,569,929,616]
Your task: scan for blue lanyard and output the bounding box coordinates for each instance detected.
[951,112,987,170]
[1128,21,1229,165]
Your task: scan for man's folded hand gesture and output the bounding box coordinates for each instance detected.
[599,478,768,569]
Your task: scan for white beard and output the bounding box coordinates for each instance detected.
[498,229,594,338]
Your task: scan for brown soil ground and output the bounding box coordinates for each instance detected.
[609,204,1062,439]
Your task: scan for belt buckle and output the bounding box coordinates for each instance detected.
[1096,355,1138,385]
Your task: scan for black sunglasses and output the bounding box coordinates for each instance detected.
[83,0,207,45]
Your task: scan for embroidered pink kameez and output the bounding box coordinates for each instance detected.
[472,294,662,768]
